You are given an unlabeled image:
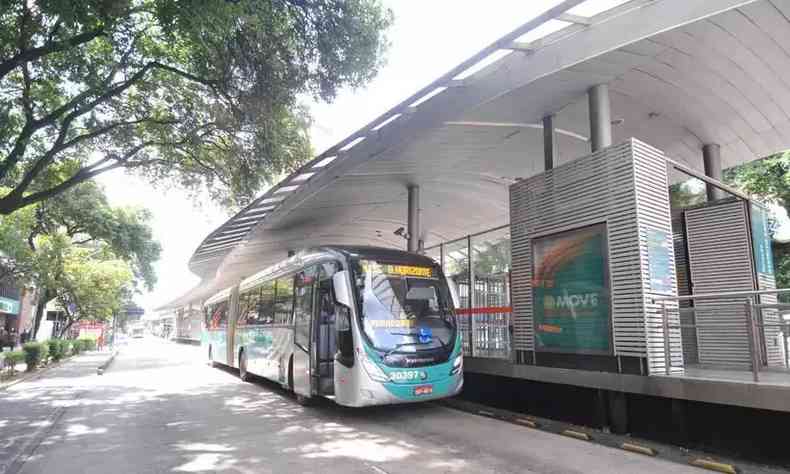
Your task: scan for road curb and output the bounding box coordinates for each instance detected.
[0,360,65,391]
[96,350,118,375]
[437,398,771,473]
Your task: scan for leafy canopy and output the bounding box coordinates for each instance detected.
[0,180,161,291]
[53,244,133,332]
[0,0,392,214]
[725,151,790,295]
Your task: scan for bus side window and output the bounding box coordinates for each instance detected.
[217,301,228,328]
[274,277,294,325]
[258,281,276,324]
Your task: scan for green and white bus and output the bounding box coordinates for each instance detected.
[202,245,463,407]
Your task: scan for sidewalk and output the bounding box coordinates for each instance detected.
[0,349,114,390]
[0,352,110,472]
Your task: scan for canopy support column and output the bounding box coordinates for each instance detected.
[407,185,420,253]
[588,84,612,152]
[703,143,725,202]
[543,114,557,170]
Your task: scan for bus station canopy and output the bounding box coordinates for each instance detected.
[163,0,790,308]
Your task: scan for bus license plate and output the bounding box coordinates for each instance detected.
[414,385,433,396]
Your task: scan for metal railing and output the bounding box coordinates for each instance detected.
[425,225,513,359]
[653,289,790,382]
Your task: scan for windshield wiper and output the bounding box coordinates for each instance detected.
[390,332,448,351]
[384,340,431,358]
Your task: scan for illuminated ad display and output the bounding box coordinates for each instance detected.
[750,203,775,276]
[531,223,612,354]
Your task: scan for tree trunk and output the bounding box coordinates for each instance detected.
[32,287,54,339]
[58,319,75,338]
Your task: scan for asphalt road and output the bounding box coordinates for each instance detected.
[0,338,701,474]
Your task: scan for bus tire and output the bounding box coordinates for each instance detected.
[239,350,251,382]
[288,355,294,391]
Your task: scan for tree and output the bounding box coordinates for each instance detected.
[724,151,790,210]
[0,0,392,214]
[46,242,133,337]
[0,203,36,281]
[0,180,160,334]
[725,151,790,301]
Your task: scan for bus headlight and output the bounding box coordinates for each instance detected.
[450,354,463,375]
[362,355,389,383]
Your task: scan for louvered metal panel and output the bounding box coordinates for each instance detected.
[632,141,682,375]
[685,201,754,368]
[672,217,699,364]
[509,139,679,372]
[757,272,784,367]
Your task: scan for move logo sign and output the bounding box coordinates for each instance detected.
[543,293,599,311]
[532,223,611,354]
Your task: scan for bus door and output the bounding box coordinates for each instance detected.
[292,267,317,398]
[227,285,240,367]
[314,263,339,395]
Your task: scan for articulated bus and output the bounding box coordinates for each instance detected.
[202,246,463,407]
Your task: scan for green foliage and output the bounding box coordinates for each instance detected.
[0,0,392,214]
[69,339,82,355]
[46,339,64,361]
[59,339,70,357]
[669,181,706,209]
[34,180,162,290]
[78,337,96,352]
[725,152,790,301]
[22,341,48,370]
[724,152,790,209]
[2,350,25,374]
[53,248,133,335]
[0,200,36,282]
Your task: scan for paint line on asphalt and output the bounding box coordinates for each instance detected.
[365,463,390,474]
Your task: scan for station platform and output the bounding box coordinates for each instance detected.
[465,357,790,413]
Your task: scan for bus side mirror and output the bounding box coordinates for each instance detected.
[332,270,352,309]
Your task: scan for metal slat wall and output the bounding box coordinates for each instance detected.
[685,202,754,368]
[632,141,682,375]
[672,217,699,364]
[757,272,784,367]
[509,139,678,367]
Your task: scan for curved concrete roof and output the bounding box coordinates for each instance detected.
[164,0,790,308]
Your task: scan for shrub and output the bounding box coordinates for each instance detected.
[46,339,64,361]
[22,342,48,370]
[69,339,81,355]
[2,351,25,374]
[79,338,96,352]
[59,339,70,357]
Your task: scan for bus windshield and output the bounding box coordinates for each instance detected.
[352,259,456,354]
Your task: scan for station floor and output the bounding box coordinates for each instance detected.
[682,365,790,385]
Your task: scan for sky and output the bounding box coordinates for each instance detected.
[95,0,790,317]
[96,0,574,317]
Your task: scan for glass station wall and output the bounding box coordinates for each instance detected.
[424,225,512,359]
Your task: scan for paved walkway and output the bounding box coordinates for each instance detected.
[0,339,710,474]
[0,352,107,474]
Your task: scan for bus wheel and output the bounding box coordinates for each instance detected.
[295,394,312,406]
[239,350,251,382]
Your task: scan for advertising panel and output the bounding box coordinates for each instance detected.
[750,203,774,275]
[532,223,611,354]
[646,228,674,294]
[0,296,20,315]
